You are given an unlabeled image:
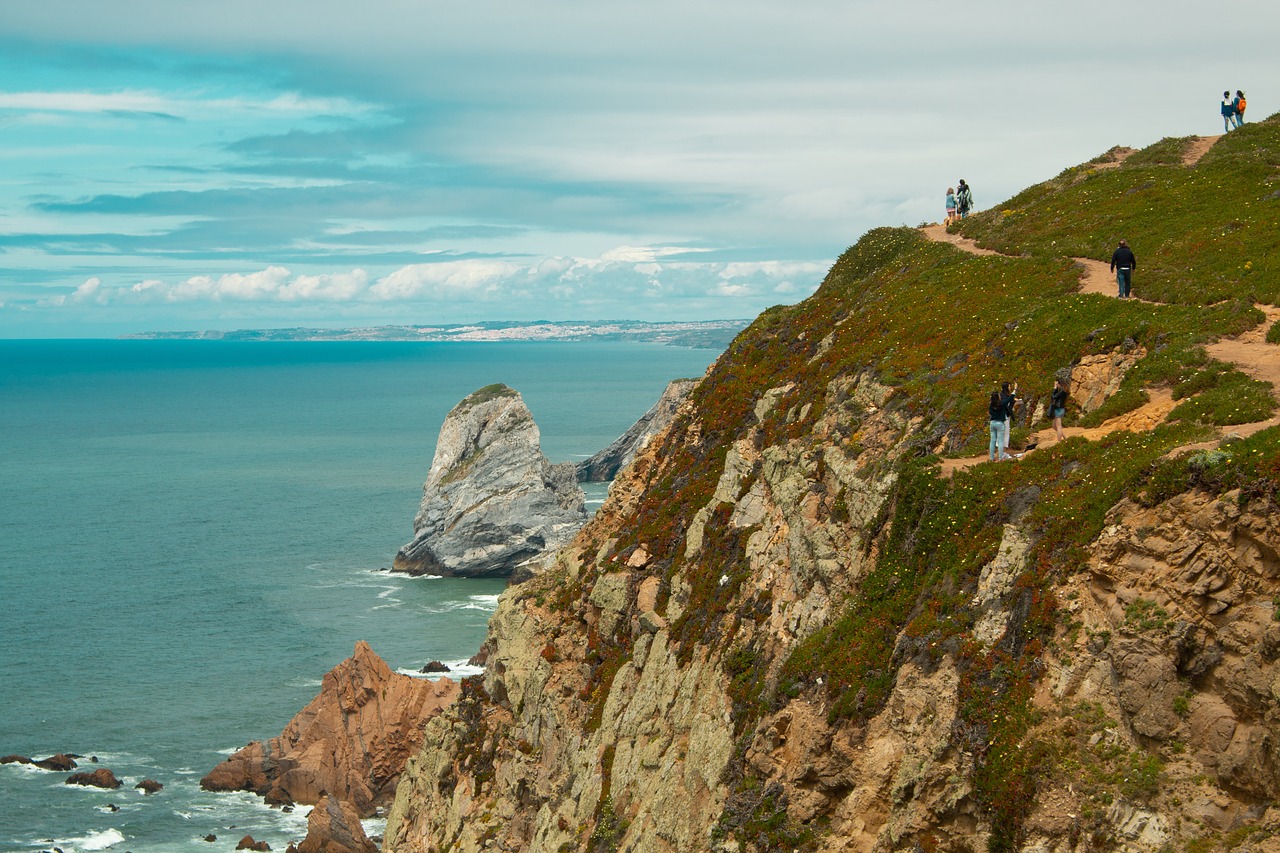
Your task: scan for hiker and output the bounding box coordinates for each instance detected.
[1000,382,1019,458]
[988,390,1008,462]
[1050,377,1069,442]
[1234,90,1247,127]
[957,180,974,219]
[1222,91,1237,132]
[1110,239,1136,298]
[945,188,958,225]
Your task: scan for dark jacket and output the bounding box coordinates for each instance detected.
[988,398,1006,421]
[1110,245,1136,272]
[1001,391,1017,422]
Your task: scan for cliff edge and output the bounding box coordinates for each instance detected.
[385,120,1280,851]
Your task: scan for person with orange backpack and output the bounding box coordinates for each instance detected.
[1233,90,1247,127]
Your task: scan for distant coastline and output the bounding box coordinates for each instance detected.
[121,319,749,348]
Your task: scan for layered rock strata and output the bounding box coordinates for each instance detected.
[575,377,700,482]
[393,384,586,578]
[202,641,457,817]
[384,367,1280,851]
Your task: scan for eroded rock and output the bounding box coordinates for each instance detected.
[201,641,458,816]
[393,384,586,578]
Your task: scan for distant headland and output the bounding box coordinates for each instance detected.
[121,319,748,348]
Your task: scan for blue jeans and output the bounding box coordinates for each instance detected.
[1233,113,1244,128]
[1116,268,1131,298]
[989,420,1006,460]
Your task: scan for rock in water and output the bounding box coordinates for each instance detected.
[65,768,122,789]
[200,641,458,817]
[575,377,699,482]
[392,383,586,578]
[295,794,378,853]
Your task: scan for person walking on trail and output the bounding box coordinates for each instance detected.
[945,188,958,225]
[1222,91,1237,131]
[988,390,1008,462]
[1234,90,1247,127]
[957,180,974,219]
[999,382,1019,458]
[1110,239,1136,299]
[1050,377,1069,442]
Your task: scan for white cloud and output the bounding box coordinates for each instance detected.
[33,250,825,315]
[0,89,370,119]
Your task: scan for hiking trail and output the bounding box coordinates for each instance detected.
[920,134,1279,475]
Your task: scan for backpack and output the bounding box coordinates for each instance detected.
[1238,97,1247,113]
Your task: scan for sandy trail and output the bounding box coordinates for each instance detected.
[920,155,1280,475]
[920,224,1003,256]
[939,390,1178,477]
[1183,134,1223,166]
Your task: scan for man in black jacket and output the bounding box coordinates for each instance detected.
[1110,240,1136,298]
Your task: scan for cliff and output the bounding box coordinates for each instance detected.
[385,119,1280,851]
[201,641,457,817]
[393,384,586,578]
[576,378,700,482]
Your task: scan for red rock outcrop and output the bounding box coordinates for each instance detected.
[201,641,458,816]
[293,794,378,853]
[65,768,122,789]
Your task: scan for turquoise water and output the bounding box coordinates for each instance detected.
[0,340,718,853]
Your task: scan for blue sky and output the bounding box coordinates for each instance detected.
[0,0,1274,337]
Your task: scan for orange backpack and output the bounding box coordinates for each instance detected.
[1238,97,1247,112]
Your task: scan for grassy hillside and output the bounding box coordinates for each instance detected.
[593,112,1280,850]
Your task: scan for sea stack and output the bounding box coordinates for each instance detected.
[393,383,586,578]
[575,377,699,482]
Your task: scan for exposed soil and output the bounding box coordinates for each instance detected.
[1183,134,1223,166]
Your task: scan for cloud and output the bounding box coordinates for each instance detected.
[0,89,370,119]
[33,251,824,316]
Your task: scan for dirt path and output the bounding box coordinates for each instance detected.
[1183,135,1223,166]
[1207,304,1280,403]
[939,390,1178,477]
[920,224,1004,256]
[920,184,1280,474]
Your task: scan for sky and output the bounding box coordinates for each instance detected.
[0,1,1274,337]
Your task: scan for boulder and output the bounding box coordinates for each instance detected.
[419,661,450,673]
[236,835,271,851]
[576,378,699,481]
[393,384,586,578]
[35,753,79,771]
[66,768,122,789]
[294,794,378,853]
[0,755,31,765]
[202,641,458,817]
[136,778,164,794]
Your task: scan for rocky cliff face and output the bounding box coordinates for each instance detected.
[576,378,700,482]
[394,384,586,578]
[202,641,457,817]
[383,225,1280,851]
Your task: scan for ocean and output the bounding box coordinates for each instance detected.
[0,340,720,853]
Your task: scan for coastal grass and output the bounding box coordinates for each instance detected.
[955,113,1280,306]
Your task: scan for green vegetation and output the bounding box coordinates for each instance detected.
[506,114,1280,852]
[956,120,1280,306]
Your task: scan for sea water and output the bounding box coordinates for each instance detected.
[0,340,719,853]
